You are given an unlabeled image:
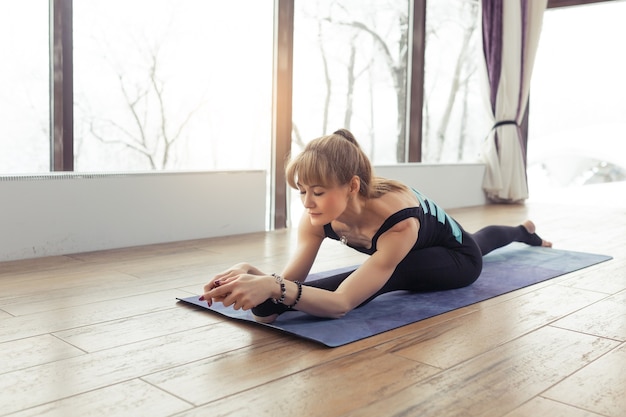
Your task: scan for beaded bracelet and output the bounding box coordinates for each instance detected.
[286,281,303,309]
[271,273,286,304]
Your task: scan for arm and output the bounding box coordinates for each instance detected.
[286,217,419,318]
[205,216,419,319]
[280,211,326,282]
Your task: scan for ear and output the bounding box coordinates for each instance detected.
[349,175,360,195]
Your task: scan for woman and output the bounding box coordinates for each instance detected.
[201,129,551,323]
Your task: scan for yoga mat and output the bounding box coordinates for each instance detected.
[177,243,612,347]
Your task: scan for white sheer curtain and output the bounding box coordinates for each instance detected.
[481,0,547,202]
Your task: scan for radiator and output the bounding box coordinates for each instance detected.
[0,171,266,261]
[374,163,487,209]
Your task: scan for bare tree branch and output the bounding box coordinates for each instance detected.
[327,14,409,161]
[344,37,357,130]
[317,20,332,134]
[86,39,203,170]
[433,4,478,161]
[89,120,157,169]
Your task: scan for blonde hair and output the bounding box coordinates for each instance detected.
[285,129,407,198]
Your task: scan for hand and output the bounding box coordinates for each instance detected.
[201,273,274,311]
[200,263,250,307]
[210,262,265,283]
[201,262,260,303]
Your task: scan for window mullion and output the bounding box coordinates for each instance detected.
[50,0,73,171]
[271,0,294,229]
[407,0,425,162]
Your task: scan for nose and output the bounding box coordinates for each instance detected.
[302,192,314,208]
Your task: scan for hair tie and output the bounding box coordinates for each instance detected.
[333,130,351,140]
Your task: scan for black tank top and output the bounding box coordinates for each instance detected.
[323,189,462,255]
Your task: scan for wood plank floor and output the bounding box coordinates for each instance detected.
[1,182,625,417]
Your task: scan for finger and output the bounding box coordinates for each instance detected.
[214,269,238,280]
[227,292,255,311]
[212,272,229,280]
[203,276,227,293]
[231,297,243,311]
[216,276,237,285]
[203,279,220,292]
[221,285,239,304]
[207,283,232,301]
[201,279,230,305]
[198,294,212,307]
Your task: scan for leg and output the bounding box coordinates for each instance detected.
[472,220,552,256]
[358,238,482,306]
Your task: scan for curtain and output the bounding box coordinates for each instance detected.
[480,0,547,202]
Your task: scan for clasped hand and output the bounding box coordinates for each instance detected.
[200,263,272,310]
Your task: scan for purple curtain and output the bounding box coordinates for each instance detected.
[480,0,547,202]
[482,1,504,113]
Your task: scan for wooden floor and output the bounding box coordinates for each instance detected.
[1,182,625,417]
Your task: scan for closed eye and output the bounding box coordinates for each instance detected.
[299,189,324,197]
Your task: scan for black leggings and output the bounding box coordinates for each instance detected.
[252,224,544,316]
[473,224,543,256]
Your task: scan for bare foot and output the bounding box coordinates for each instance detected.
[522,220,553,248]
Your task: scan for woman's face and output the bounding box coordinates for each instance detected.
[298,181,350,226]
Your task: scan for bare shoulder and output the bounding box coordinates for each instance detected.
[374,189,420,240]
[373,187,420,216]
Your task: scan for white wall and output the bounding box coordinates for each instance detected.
[374,163,487,209]
[0,164,486,262]
[0,171,266,261]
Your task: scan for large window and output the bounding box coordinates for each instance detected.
[72,0,273,172]
[422,0,490,163]
[0,0,50,174]
[3,0,618,211]
[0,0,501,176]
[528,0,626,195]
[292,0,411,165]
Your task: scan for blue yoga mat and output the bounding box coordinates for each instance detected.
[177,243,612,347]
